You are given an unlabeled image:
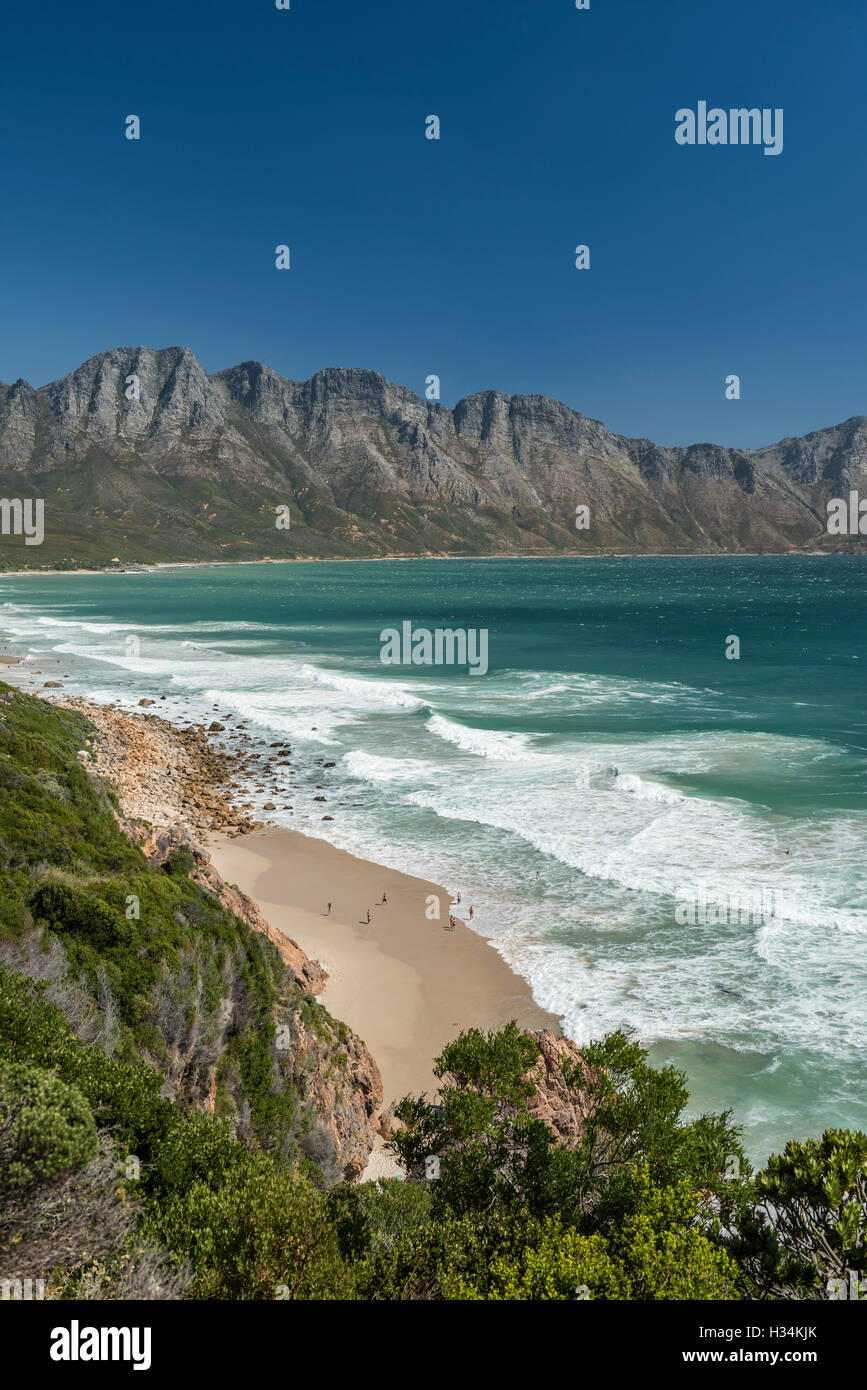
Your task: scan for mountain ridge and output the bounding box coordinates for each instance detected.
[1,345,865,566]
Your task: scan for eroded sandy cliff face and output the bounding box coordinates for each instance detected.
[140,822,384,1180]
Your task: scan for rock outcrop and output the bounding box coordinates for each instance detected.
[58,697,262,838]
[282,1006,384,1181]
[525,1029,599,1143]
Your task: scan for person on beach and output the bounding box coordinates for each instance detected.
[381,891,387,904]
[469,905,474,921]
[327,902,332,916]
[366,908,371,925]
[456,891,461,903]
[448,914,456,931]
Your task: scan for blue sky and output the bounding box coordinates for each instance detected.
[0,0,864,447]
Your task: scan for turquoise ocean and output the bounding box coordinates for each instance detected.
[2,555,865,1163]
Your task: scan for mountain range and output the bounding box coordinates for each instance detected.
[0,345,865,567]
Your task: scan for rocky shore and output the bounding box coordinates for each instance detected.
[56,695,333,986]
[59,697,266,837]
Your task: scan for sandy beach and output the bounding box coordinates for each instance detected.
[207,827,559,1105]
[0,651,559,1106]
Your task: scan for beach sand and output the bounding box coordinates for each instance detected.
[0,654,563,1174]
[207,828,559,1105]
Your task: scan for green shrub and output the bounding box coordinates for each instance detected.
[30,882,134,953]
[157,1156,353,1300]
[0,967,173,1158]
[360,1207,541,1300]
[164,848,195,880]
[327,1177,432,1262]
[732,1128,867,1298]
[0,1059,98,1190]
[148,1112,249,1199]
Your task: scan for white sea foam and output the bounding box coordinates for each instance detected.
[342,749,429,784]
[612,771,684,804]
[34,616,139,634]
[404,735,867,939]
[293,663,427,712]
[424,713,540,761]
[0,605,292,639]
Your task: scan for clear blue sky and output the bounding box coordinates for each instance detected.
[0,0,864,447]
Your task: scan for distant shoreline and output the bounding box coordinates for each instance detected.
[0,548,846,578]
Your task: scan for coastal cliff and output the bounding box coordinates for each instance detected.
[0,684,383,1182]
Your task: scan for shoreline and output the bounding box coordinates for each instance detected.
[0,549,845,578]
[206,828,559,1105]
[0,659,560,1112]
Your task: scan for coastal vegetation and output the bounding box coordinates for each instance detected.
[0,683,864,1300]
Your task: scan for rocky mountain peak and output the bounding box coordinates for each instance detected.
[0,344,864,563]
